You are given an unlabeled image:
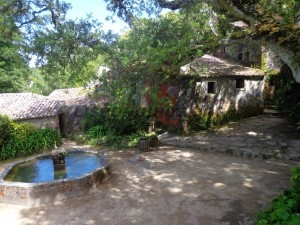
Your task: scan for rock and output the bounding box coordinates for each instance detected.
[278,141,288,148]
[232,142,248,147]
[242,151,251,159]
[287,140,300,153]
[265,141,277,146]
[263,153,273,160]
[233,150,242,157]
[273,150,283,160]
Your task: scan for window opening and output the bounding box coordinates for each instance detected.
[245,51,250,61]
[236,79,245,89]
[238,52,243,61]
[207,82,216,94]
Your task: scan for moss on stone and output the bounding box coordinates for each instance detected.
[188,106,263,131]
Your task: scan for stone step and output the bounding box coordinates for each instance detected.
[263,108,280,115]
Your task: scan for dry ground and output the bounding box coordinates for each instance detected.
[0,144,298,225]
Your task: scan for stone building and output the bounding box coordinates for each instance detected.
[0,93,65,133]
[48,87,107,136]
[156,53,265,128]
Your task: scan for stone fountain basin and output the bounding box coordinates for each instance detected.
[0,149,110,206]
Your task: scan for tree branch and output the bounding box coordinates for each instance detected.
[265,41,300,83]
[216,0,256,26]
[156,0,204,10]
[15,7,49,28]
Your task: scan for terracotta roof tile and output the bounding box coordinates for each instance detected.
[48,88,107,106]
[180,54,264,77]
[0,93,65,120]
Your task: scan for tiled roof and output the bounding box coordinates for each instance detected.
[0,93,65,120]
[48,88,107,106]
[180,54,264,77]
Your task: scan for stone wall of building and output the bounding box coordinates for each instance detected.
[18,116,60,132]
[192,77,265,114]
[214,44,262,68]
[62,104,99,136]
[157,76,265,128]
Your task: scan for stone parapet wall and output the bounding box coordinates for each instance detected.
[0,150,111,206]
[17,116,60,133]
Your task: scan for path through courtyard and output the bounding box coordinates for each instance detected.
[0,114,299,225]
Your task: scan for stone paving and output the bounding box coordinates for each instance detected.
[159,113,300,161]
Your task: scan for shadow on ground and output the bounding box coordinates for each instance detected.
[0,145,297,225]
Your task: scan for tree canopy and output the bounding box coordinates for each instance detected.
[105,0,300,82]
[0,0,108,93]
[100,3,215,116]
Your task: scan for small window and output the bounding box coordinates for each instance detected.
[207,82,216,94]
[236,79,245,89]
[238,52,243,61]
[245,51,250,61]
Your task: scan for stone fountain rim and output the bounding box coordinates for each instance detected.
[0,148,109,187]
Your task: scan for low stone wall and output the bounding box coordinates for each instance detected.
[0,150,111,206]
[17,116,60,132]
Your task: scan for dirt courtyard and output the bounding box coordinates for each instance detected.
[0,145,297,225]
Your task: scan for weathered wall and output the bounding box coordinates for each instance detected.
[18,116,60,132]
[192,77,264,114]
[62,104,99,136]
[157,76,265,128]
[214,44,262,67]
[262,47,283,71]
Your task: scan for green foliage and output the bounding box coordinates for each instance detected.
[256,167,300,225]
[80,104,151,148]
[31,17,106,90]
[110,5,214,79]
[0,120,61,161]
[274,65,300,122]
[188,107,263,131]
[145,132,159,147]
[98,5,214,140]
[0,114,12,147]
[1,1,107,93]
[0,0,71,93]
[28,128,62,152]
[0,27,30,93]
[82,106,148,136]
[256,0,300,51]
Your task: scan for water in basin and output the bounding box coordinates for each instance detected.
[4,151,105,183]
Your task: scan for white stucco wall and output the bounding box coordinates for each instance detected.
[194,77,264,114]
[17,116,60,133]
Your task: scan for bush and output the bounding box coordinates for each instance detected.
[256,167,300,225]
[0,114,12,147]
[28,128,62,152]
[0,121,62,160]
[188,107,263,131]
[189,111,209,131]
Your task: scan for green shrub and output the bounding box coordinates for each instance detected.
[256,167,300,225]
[274,65,300,122]
[0,114,12,148]
[28,128,62,152]
[81,108,108,132]
[81,104,149,148]
[188,107,263,131]
[0,122,62,160]
[145,132,159,147]
[88,125,106,139]
[189,112,209,131]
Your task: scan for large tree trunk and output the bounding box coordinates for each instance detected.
[265,41,300,83]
